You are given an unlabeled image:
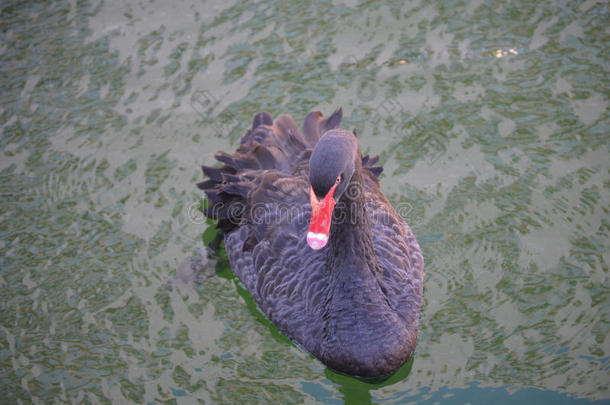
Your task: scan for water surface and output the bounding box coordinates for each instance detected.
[1,0,608,403]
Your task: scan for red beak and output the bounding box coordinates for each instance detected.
[307,184,337,250]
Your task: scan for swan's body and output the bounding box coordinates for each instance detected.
[198,109,423,377]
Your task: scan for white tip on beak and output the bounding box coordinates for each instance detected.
[307,231,328,250]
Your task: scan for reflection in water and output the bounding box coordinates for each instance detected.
[325,359,415,405]
[0,0,608,403]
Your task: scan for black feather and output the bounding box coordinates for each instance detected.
[252,111,273,129]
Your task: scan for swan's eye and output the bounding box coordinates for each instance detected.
[336,175,341,184]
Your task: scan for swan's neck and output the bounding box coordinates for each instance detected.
[327,167,378,274]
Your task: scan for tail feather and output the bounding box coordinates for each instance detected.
[303,108,343,146]
[214,151,236,167]
[323,107,343,132]
[252,111,273,129]
[201,166,224,182]
[367,155,380,166]
[362,154,383,180]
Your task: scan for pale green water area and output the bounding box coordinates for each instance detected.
[1,0,609,403]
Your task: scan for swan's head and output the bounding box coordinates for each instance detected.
[307,129,358,250]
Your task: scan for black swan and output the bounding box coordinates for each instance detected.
[197,108,424,377]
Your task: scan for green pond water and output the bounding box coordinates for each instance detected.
[1,0,609,403]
